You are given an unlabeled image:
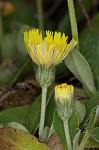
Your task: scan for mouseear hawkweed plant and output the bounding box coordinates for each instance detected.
[0,0,99,149]
[24,29,77,141]
[23,0,99,149]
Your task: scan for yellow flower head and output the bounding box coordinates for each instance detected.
[55,83,74,103]
[24,29,77,66]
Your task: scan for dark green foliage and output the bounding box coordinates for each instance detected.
[0,96,41,134]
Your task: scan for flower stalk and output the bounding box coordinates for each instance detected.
[63,119,73,150]
[67,0,79,50]
[39,86,47,141]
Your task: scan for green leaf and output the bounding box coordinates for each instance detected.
[23,96,41,133]
[80,32,99,90]
[85,136,99,148]
[0,96,41,134]
[41,126,49,143]
[80,13,99,90]
[47,123,54,140]
[96,118,99,127]
[53,111,79,149]
[45,91,55,127]
[53,111,68,150]
[91,127,99,143]
[0,128,50,150]
[74,100,86,123]
[64,49,96,95]
[94,105,99,126]
[84,92,99,123]
[69,111,79,139]
[5,122,28,132]
[73,129,81,150]
[87,107,97,131]
[0,106,29,125]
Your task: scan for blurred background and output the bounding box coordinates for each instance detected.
[0,0,99,110]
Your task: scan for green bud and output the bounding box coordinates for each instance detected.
[55,83,74,120]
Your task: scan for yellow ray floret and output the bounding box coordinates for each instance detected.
[55,83,74,102]
[24,29,77,66]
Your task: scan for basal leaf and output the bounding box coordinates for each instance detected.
[45,92,55,127]
[74,100,86,123]
[69,111,79,139]
[0,96,41,134]
[53,111,68,150]
[84,92,99,123]
[0,128,50,150]
[85,136,99,148]
[64,49,96,95]
[73,129,81,150]
[91,127,99,143]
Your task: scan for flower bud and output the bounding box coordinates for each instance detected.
[55,83,74,120]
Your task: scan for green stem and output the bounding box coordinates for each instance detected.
[77,129,90,150]
[39,86,47,141]
[36,0,44,30]
[63,119,73,150]
[67,0,79,50]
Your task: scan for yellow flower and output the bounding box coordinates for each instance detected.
[55,83,74,102]
[24,29,77,66]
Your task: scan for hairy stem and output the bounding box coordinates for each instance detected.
[77,129,90,150]
[67,0,79,50]
[39,86,47,141]
[63,119,73,150]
